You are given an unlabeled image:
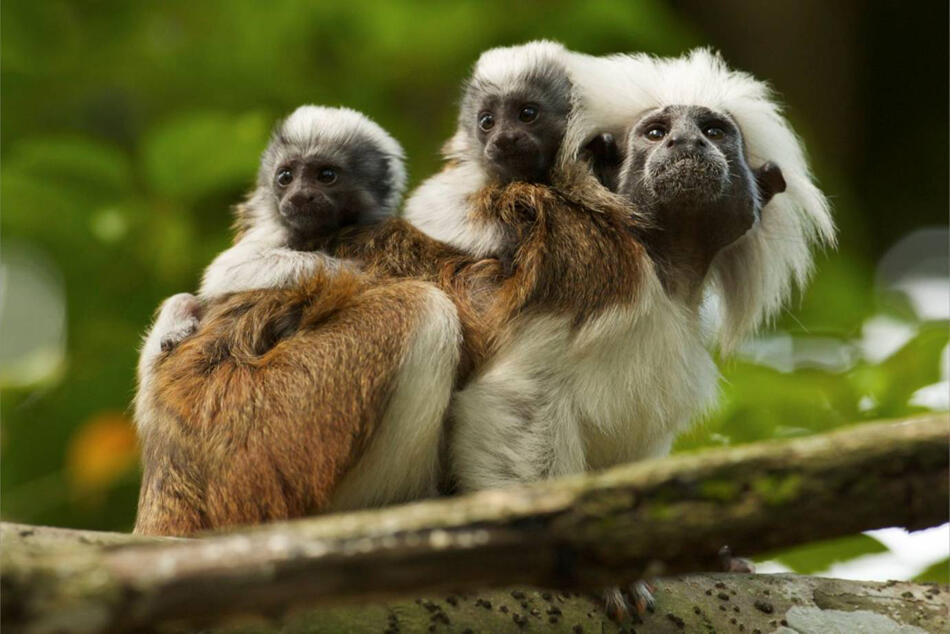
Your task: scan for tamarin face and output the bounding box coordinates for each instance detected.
[258,106,406,245]
[625,105,750,207]
[618,105,786,252]
[464,68,572,184]
[271,147,378,237]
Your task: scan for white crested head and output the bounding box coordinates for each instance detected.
[261,105,407,218]
[571,48,836,350]
[444,40,573,161]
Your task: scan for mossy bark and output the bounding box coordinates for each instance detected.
[2,414,948,633]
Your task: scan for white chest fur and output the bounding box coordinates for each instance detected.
[450,275,719,492]
[403,162,506,257]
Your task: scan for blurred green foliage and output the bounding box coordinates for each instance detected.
[771,535,888,576]
[1,0,946,579]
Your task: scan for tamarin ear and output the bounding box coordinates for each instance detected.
[581,133,622,188]
[583,132,619,160]
[582,133,621,167]
[753,161,786,207]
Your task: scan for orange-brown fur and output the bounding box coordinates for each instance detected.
[473,165,650,331]
[322,218,504,378]
[135,166,654,536]
[135,271,444,536]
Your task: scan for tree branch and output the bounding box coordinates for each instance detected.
[2,414,947,633]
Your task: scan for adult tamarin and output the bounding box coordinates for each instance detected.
[446,48,835,493]
[133,42,588,536]
[569,48,837,348]
[438,47,832,617]
[134,107,464,536]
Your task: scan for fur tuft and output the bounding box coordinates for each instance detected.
[569,48,836,349]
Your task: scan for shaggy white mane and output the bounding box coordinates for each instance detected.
[567,48,836,350]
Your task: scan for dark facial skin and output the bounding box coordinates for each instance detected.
[473,78,571,184]
[272,153,377,249]
[615,105,786,299]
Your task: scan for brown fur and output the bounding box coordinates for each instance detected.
[135,165,657,536]
[321,218,506,377]
[474,164,651,332]
[135,271,438,535]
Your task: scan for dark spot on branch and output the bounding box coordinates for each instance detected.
[754,599,775,614]
[667,612,686,628]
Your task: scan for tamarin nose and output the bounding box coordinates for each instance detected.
[495,133,523,150]
[667,134,705,149]
[290,192,315,207]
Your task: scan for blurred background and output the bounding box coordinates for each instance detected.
[2,1,947,582]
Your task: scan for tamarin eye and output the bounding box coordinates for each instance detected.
[644,125,667,141]
[276,169,294,186]
[317,167,337,184]
[478,113,495,131]
[704,127,725,140]
[518,104,539,123]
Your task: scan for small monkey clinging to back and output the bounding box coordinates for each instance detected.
[200,105,407,300]
[404,40,574,257]
[141,105,407,358]
[134,107,462,535]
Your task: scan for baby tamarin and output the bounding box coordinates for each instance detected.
[403,40,573,257]
[199,106,405,297]
[142,105,407,357]
[135,107,464,535]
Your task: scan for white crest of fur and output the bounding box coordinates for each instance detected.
[443,40,571,161]
[569,48,836,349]
[280,105,407,217]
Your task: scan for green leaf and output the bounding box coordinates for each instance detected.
[913,558,949,584]
[142,110,270,201]
[873,323,949,415]
[768,534,888,574]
